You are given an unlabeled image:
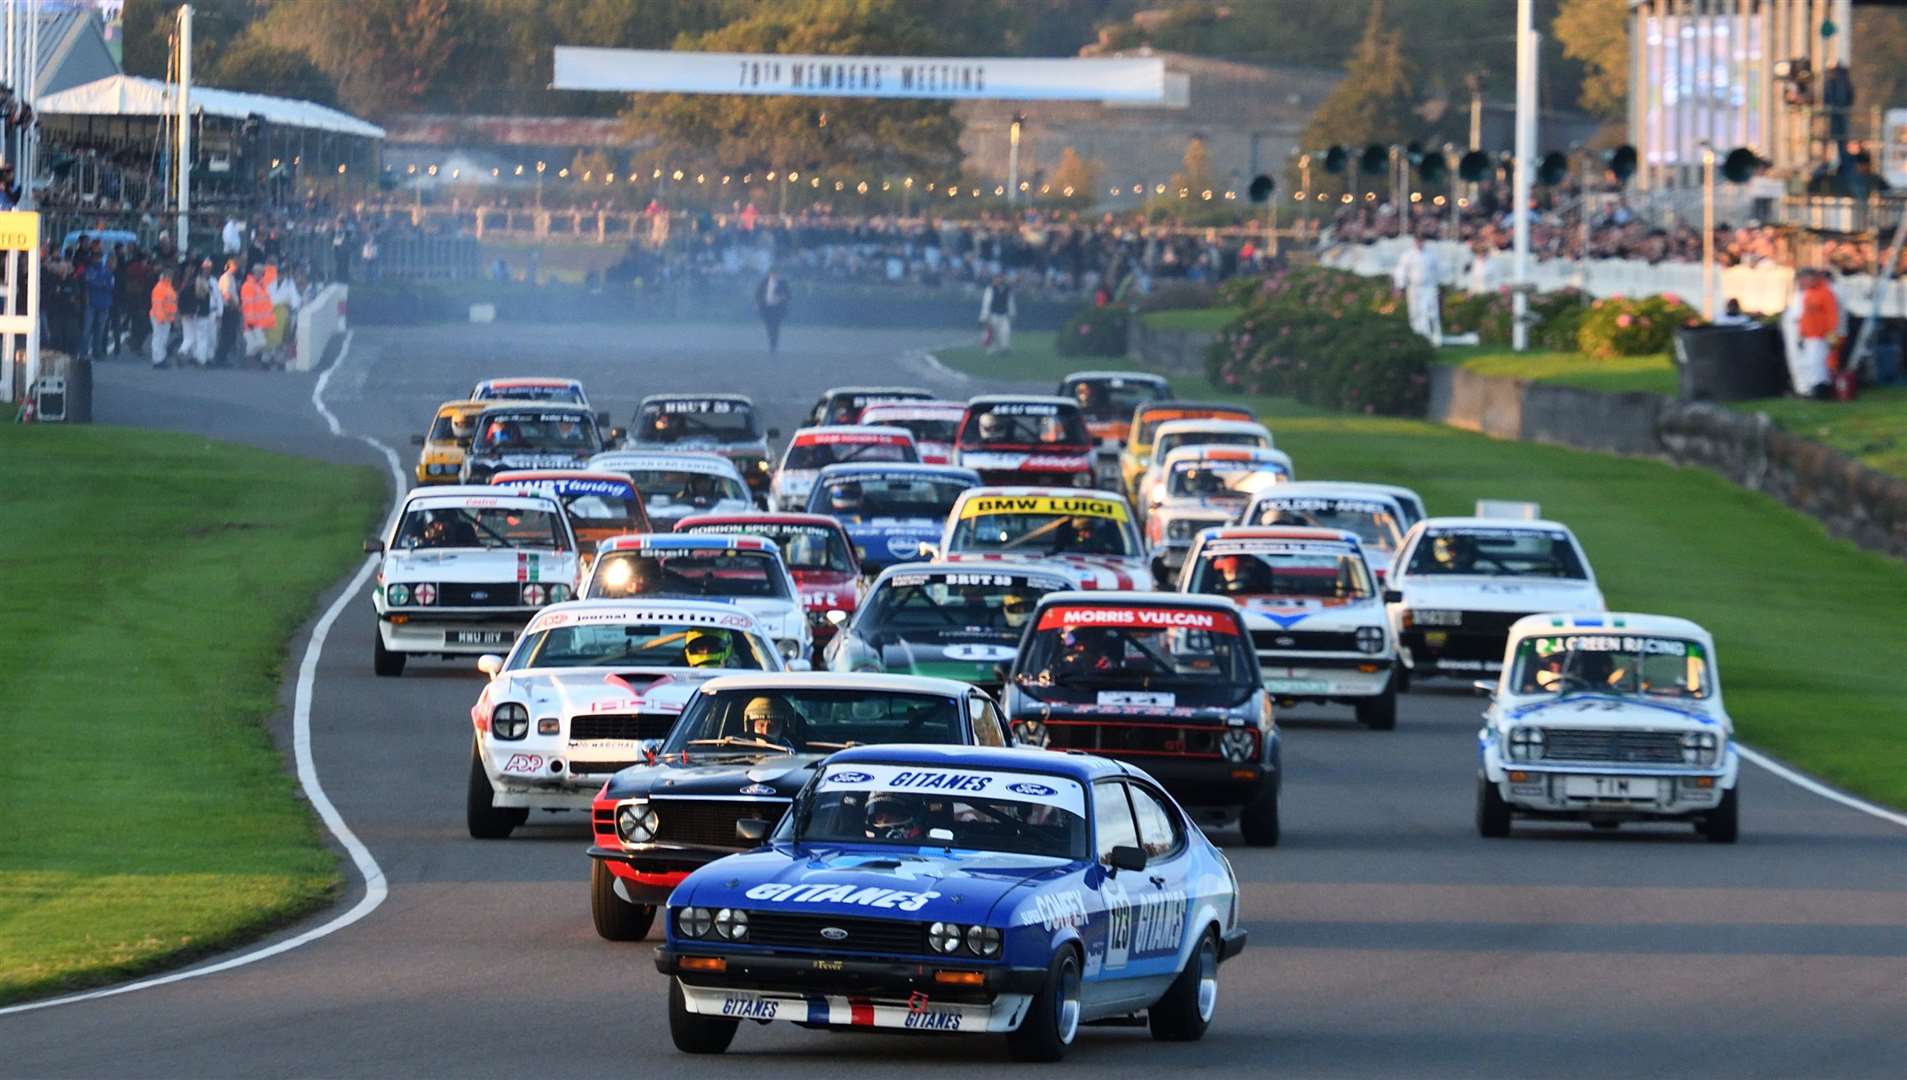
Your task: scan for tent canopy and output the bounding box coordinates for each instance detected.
[37,74,385,140]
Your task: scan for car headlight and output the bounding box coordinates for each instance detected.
[1012,719,1050,749]
[678,906,713,938]
[491,702,529,741]
[521,582,548,606]
[1072,472,1094,488]
[1355,626,1385,654]
[965,924,1002,957]
[928,921,964,955]
[715,907,750,941]
[1506,725,1544,762]
[1681,730,1720,767]
[1219,728,1257,763]
[617,800,658,843]
[777,638,803,661]
[1166,518,1194,541]
[547,583,571,603]
[413,582,437,606]
[385,583,411,606]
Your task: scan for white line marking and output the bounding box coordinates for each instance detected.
[0,332,404,1016]
[905,340,974,385]
[1738,744,1907,830]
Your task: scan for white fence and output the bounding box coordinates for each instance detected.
[1321,238,1907,318]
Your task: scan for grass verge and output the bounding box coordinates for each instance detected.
[0,423,384,1004]
[936,329,1138,384]
[1742,386,1907,482]
[1438,345,1680,396]
[936,337,1907,809]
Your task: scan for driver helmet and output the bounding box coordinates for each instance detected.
[420,516,451,547]
[1432,533,1476,571]
[1038,416,1066,443]
[1060,626,1119,668]
[977,411,1005,441]
[1073,382,1098,409]
[864,792,924,841]
[742,695,793,741]
[1571,649,1620,688]
[829,480,864,514]
[1067,515,1101,542]
[653,412,678,437]
[1001,589,1034,629]
[683,629,733,668]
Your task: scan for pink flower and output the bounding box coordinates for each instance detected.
[1078,324,1092,335]
[1616,314,1634,328]
[1660,292,1683,306]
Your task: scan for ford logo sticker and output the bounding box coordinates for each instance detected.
[827,771,873,784]
[820,927,849,941]
[738,783,775,796]
[1006,782,1057,797]
[1274,635,1294,647]
[471,590,489,601]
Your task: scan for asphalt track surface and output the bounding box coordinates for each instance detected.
[7,320,1906,1079]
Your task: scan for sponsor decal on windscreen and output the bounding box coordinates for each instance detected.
[1035,605,1240,634]
[961,495,1127,521]
[816,762,1087,817]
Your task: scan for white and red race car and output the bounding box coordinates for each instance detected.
[464,598,787,839]
[937,486,1152,590]
[857,400,966,465]
[769,425,918,511]
[953,395,1096,489]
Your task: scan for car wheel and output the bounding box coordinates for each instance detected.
[1007,948,1082,1063]
[466,741,527,839]
[1149,929,1219,1042]
[372,627,405,677]
[668,978,739,1054]
[1356,680,1398,730]
[591,859,657,941]
[1475,776,1512,838]
[1238,785,1280,847]
[1698,786,1740,844]
[1394,663,1412,694]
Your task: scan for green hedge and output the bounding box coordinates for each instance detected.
[1208,267,1431,415]
[1055,304,1130,357]
[1577,293,1701,357]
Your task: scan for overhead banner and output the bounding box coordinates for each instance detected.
[553,47,1165,103]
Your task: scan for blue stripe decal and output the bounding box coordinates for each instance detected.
[1508,692,1713,725]
[807,996,830,1025]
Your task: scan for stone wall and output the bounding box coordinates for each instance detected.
[1127,320,1217,374]
[1428,366,1907,561]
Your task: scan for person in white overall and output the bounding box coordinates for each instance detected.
[1393,234,1443,343]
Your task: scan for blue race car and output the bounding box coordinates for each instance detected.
[656,744,1247,1061]
[803,462,980,575]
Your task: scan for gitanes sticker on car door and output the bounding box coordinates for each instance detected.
[1098,878,1188,974]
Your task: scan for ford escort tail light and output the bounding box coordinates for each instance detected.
[679,955,725,973]
[386,583,411,606]
[491,703,529,740]
[678,906,714,938]
[521,583,548,606]
[714,908,749,942]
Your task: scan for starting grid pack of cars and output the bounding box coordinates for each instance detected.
[370,371,1741,1059]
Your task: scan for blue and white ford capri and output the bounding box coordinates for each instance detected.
[657,744,1246,1061]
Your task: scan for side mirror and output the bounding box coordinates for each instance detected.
[476,654,504,677]
[362,538,384,554]
[767,426,781,440]
[916,542,939,559]
[927,827,955,843]
[409,433,425,446]
[785,658,813,672]
[596,410,612,428]
[608,427,626,442]
[825,609,850,627]
[1382,589,1404,604]
[1471,679,1496,697]
[992,664,1011,687]
[1107,845,1147,873]
[735,818,771,843]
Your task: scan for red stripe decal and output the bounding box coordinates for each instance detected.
[850,998,875,1026]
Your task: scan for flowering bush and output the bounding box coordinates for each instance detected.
[1531,287,1592,352]
[1055,304,1130,357]
[1576,293,1699,357]
[1442,290,1515,345]
[1208,268,1431,415]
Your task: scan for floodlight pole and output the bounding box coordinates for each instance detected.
[176,4,192,251]
[1701,144,1716,321]
[1511,0,1536,352]
[1007,114,1023,206]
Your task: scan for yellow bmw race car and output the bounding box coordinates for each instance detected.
[413,400,489,485]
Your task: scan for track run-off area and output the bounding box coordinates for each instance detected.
[4,320,1904,1079]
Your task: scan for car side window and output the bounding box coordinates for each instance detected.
[1127,784,1183,860]
[1093,781,1139,864]
[967,695,1007,747]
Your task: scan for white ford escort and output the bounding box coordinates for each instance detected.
[1475,612,1739,842]
[368,486,581,676]
[464,598,786,838]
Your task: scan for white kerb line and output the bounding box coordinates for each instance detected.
[0,332,402,1016]
[1737,744,1907,830]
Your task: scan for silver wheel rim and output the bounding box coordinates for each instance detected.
[1195,937,1219,1022]
[1057,961,1081,1044]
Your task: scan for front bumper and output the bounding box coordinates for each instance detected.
[588,843,733,903]
[1139,757,1278,815]
[1258,656,1395,700]
[376,609,532,654]
[484,750,635,808]
[661,947,1041,1032]
[1488,765,1731,819]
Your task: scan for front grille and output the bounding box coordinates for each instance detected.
[1540,728,1686,765]
[1041,719,1222,758]
[744,911,927,956]
[568,759,637,775]
[570,713,675,741]
[651,798,790,849]
[1252,629,1360,653]
[437,582,523,608]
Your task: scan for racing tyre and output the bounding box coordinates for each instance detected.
[1149,929,1219,1042]
[1238,785,1280,847]
[1006,948,1082,1062]
[372,628,405,677]
[1698,787,1740,844]
[591,859,657,941]
[1356,680,1398,730]
[1475,777,1512,838]
[1395,664,1412,694]
[668,978,739,1054]
[466,742,527,839]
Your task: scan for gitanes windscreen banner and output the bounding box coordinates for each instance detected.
[553,47,1166,103]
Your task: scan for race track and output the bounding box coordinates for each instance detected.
[6,320,1904,1078]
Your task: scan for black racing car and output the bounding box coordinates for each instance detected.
[822,562,1073,695]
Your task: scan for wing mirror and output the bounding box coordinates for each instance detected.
[596,410,612,428]
[476,654,504,677]
[767,426,781,440]
[916,542,939,559]
[1471,679,1497,697]
[362,538,384,554]
[825,609,850,627]
[735,817,772,843]
[409,433,426,446]
[608,426,626,442]
[1382,588,1404,604]
[785,658,813,672]
[1107,845,1148,873]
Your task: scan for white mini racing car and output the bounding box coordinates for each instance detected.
[580,533,814,666]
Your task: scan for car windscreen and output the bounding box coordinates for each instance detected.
[636,399,758,442]
[662,688,964,756]
[1166,461,1287,500]
[1248,498,1402,550]
[679,523,856,573]
[1405,528,1588,579]
[394,504,567,551]
[811,474,971,521]
[1189,545,1372,599]
[948,507,1139,558]
[794,764,1088,859]
[1155,431,1266,460]
[959,402,1089,448]
[864,415,959,444]
[562,491,645,531]
[1061,378,1167,423]
[821,392,930,424]
[1015,603,1256,706]
[783,438,917,471]
[1136,409,1251,446]
[590,549,790,600]
[1509,633,1711,700]
[429,411,477,446]
[624,469,748,509]
[470,411,601,454]
[508,622,771,671]
[861,571,1061,637]
[481,385,582,403]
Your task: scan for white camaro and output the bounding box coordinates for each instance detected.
[1475,612,1739,842]
[464,598,786,839]
[369,486,581,677]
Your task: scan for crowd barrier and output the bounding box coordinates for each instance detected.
[290,284,347,373]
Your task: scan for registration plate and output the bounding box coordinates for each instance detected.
[1563,775,1659,800]
[1263,678,1333,694]
[448,630,514,646]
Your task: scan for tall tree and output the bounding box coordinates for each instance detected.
[1554,0,1628,118]
[121,0,265,80]
[1299,0,1418,152]
[1047,146,1103,201]
[1170,136,1216,195]
[208,39,339,107]
[248,0,506,118]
